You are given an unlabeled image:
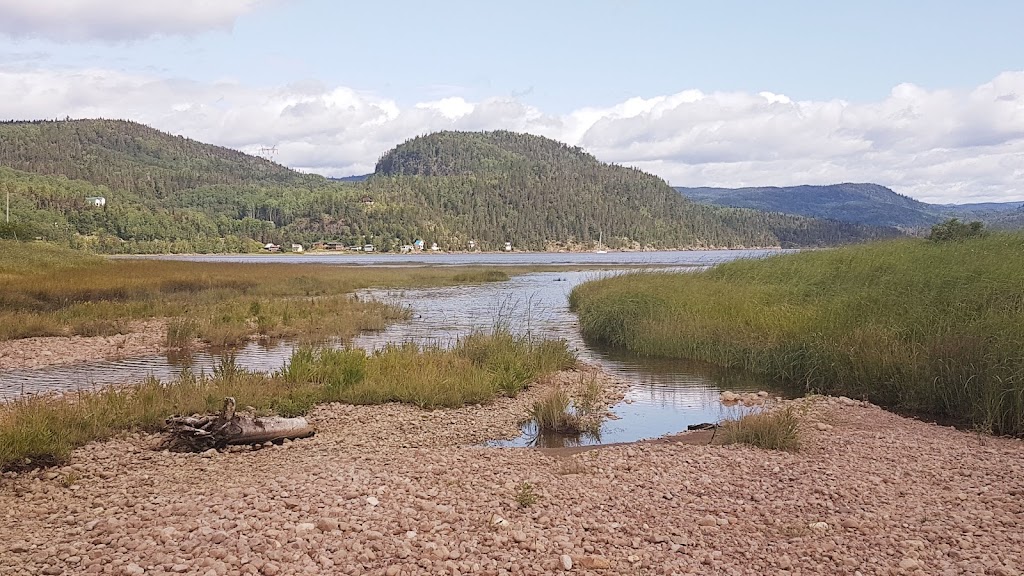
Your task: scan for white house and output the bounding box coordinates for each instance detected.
[85,196,106,207]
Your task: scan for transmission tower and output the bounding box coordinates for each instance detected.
[257,146,278,161]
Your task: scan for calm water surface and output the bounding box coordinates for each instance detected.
[2,250,794,445]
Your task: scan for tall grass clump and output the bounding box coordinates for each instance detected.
[720,406,801,451]
[570,232,1024,436]
[528,387,580,434]
[456,330,577,396]
[165,317,198,349]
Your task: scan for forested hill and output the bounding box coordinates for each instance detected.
[370,131,899,249]
[677,183,1024,229]
[0,119,312,197]
[0,120,899,253]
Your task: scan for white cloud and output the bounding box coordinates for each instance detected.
[0,66,1022,203]
[0,0,269,42]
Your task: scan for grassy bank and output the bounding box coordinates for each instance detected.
[0,240,510,344]
[0,331,576,470]
[570,233,1024,436]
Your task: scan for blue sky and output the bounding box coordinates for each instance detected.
[1,0,1022,202]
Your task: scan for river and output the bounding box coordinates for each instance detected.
[2,249,795,446]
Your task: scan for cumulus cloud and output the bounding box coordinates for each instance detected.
[0,0,268,41]
[0,66,1022,203]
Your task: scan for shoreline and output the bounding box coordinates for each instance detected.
[1,386,1020,575]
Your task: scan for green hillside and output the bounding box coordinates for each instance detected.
[371,131,899,249]
[0,120,899,253]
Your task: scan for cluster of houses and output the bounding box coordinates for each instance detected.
[263,239,511,253]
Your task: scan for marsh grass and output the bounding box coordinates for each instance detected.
[571,233,1024,436]
[720,405,801,451]
[0,331,574,470]
[0,240,514,346]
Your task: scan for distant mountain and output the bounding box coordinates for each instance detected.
[675,183,941,228]
[329,174,371,182]
[938,201,1024,213]
[676,183,1024,229]
[0,120,899,252]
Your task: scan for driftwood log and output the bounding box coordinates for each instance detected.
[161,397,314,452]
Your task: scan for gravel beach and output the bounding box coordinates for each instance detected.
[0,321,168,371]
[1,373,1022,576]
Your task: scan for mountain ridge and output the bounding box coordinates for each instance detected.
[676,183,1024,229]
[1,119,899,252]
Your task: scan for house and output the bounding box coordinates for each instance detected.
[467,240,477,251]
[85,196,106,207]
[363,244,375,252]
[291,244,304,253]
[360,196,375,206]
[263,243,281,252]
[413,239,425,251]
[312,242,345,251]
[400,245,414,253]
[504,242,513,252]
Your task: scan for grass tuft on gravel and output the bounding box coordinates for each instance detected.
[720,406,801,451]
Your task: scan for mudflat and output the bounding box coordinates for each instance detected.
[1,385,1021,576]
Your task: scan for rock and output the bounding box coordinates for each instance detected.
[841,518,862,529]
[560,554,573,570]
[124,564,145,575]
[386,567,400,576]
[815,422,833,431]
[697,515,718,527]
[899,558,920,570]
[365,496,379,507]
[809,522,829,531]
[295,522,317,534]
[262,563,281,576]
[200,448,217,458]
[579,556,611,569]
[316,518,339,532]
[489,514,509,527]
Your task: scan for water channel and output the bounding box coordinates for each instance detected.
[1,250,796,446]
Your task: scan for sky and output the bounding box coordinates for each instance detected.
[0,0,1022,203]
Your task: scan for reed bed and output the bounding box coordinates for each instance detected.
[570,233,1024,436]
